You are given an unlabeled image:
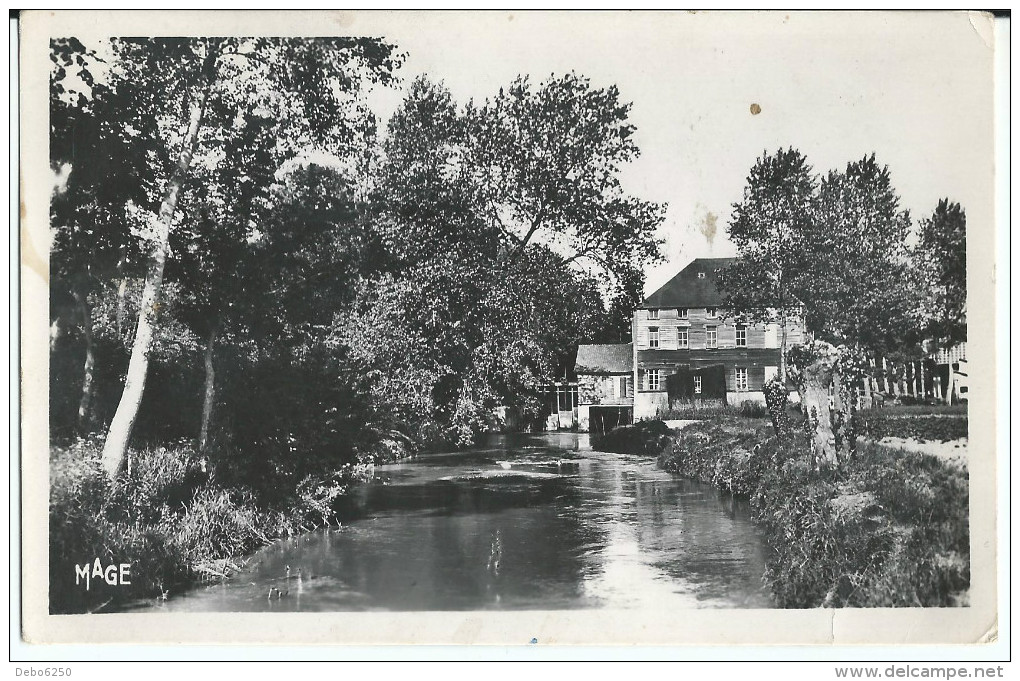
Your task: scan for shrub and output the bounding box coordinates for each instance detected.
[592,419,671,455]
[737,400,768,419]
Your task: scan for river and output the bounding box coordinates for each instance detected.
[134,432,772,611]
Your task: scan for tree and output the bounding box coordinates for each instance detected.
[362,76,663,445]
[913,199,967,349]
[804,154,915,354]
[94,37,399,478]
[465,72,664,304]
[721,147,816,385]
[792,155,914,467]
[50,38,159,435]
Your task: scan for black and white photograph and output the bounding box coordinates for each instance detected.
[17,10,1004,648]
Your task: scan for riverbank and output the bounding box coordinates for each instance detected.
[49,439,377,614]
[646,414,970,607]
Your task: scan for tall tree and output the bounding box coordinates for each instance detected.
[361,75,663,445]
[50,38,157,434]
[791,155,914,468]
[913,198,967,349]
[721,147,816,384]
[465,72,665,303]
[803,154,915,354]
[95,37,399,478]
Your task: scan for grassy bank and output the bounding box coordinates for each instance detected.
[653,415,969,607]
[49,439,374,614]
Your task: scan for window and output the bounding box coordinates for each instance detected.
[647,308,659,320]
[648,326,660,348]
[706,307,717,318]
[678,329,689,348]
[694,375,702,394]
[736,324,747,347]
[697,272,706,279]
[646,369,661,391]
[706,326,718,348]
[677,308,688,319]
[735,367,748,392]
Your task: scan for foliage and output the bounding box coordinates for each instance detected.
[913,199,967,348]
[465,72,665,292]
[858,413,968,442]
[591,419,671,455]
[48,438,371,614]
[722,148,815,320]
[720,148,816,381]
[803,154,917,354]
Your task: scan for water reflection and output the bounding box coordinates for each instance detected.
[130,432,771,612]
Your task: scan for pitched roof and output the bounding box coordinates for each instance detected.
[574,343,633,374]
[641,257,737,309]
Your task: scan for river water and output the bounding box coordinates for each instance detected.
[135,433,771,612]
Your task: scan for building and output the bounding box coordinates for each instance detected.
[632,257,806,419]
[574,343,634,433]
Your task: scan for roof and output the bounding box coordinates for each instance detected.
[574,343,633,374]
[641,257,737,309]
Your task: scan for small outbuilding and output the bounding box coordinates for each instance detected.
[574,343,634,433]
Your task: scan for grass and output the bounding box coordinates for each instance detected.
[655,415,969,608]
[654,400,769,421]
[49,438,369,614]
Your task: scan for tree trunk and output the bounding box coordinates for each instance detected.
[800,356,837,469]
[779,303,788,386]
[199,318,219,454]
[72,288,95,435]
[831,368,858,466]
[100,50,218,479]
[115,245,128,339]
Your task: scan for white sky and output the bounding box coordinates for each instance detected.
[348,11,995,296]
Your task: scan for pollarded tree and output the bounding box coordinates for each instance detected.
[96,37,400,479]
[721,147,817,385]
[913,199,967,350]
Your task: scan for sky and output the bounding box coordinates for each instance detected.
[344,11,995,297]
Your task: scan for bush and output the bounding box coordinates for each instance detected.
[737,400,768,419]
[592,419,671,455]
[657,416,970,608]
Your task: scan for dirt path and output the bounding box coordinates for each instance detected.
[870,436,969,468]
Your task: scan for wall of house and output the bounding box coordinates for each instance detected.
[633,353,777,419]
[634,307,805,351]
[577,373,633,407]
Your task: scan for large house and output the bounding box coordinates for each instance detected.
[572,257,807,429]
[632,257,805,420]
